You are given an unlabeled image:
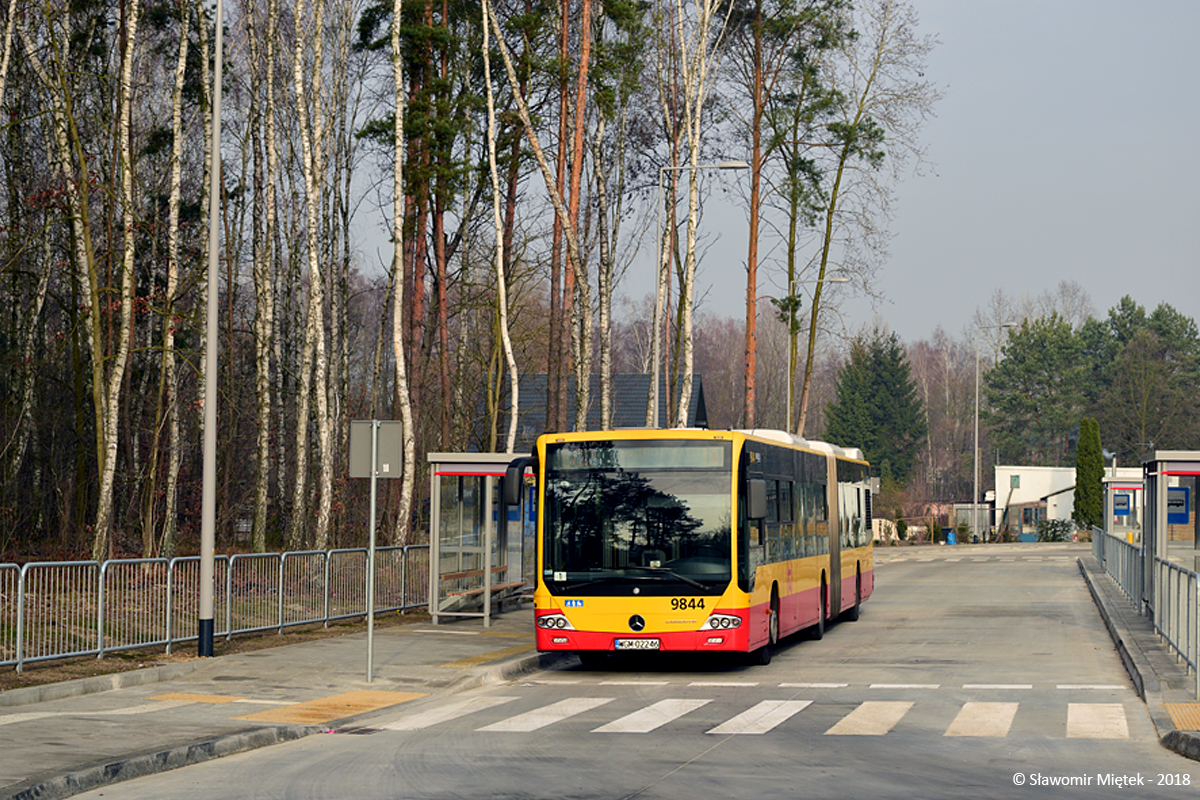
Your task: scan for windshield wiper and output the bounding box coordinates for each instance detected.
[631,565,710,592]
[556,569,712,594]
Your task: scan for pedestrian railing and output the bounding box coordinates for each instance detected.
[0,545,428,672]
[1094,526,1199,697]
[1094,528,1143,607]
[1153,555,1199,694]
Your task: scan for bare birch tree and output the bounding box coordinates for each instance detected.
[671,0,734,428]
[289,0,336,550]
[482,0,519,453]
[390,0,417,543]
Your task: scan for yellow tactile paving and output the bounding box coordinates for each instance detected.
[234,690,427,724]
[439,643,536,669]
[1166,703,1200,731]
[151,693,243,704]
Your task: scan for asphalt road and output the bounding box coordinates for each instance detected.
[71,545,1200,799]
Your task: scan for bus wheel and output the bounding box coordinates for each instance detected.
[768,592,780,646]
[810,581,826,641]
[751,596,778,666]
[844,570,862,622]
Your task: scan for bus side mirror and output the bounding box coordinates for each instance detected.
[746,479,767,520]
[503,457,534,506]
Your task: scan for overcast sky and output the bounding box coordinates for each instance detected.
[662,0,1200,344]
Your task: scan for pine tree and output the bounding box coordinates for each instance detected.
[826,328,927,483]
[1073,417,1104,529]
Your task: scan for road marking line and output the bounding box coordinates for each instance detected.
[707,700,812,735]
[780,683,848,688]
[599,680,669,686]
[593,699,711,733]
[478,697,613,732]
[963,684,1032,690]
[0,711,60,726]
[825,701,913,736]
[92,700,193,715]
[688,681,759,687]
[1067,703,1128,738]
[1056,684,1125,690]
[379,695,519,731]
[869,683,940,689]
[944,702,1018,737]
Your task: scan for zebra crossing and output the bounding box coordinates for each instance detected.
[374,688,1135,740]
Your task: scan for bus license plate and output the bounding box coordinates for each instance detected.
[614,638,660,651]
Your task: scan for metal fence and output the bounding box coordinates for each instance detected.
[0,545,428,672]
[1093,527,1199,696]
[1092,527,1143,606]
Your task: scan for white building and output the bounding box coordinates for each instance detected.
[993,465,1143,537]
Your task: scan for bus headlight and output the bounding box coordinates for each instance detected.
[537,613,576,630]
[704,613,742,630]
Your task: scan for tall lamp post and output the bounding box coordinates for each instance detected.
[973,322,1015,543]
[198,0,224,657]
[782,276,849,430]
[651,160,749,428]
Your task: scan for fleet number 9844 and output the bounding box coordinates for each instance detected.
[670,597,705,611]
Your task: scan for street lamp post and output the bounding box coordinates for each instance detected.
[651,160,749,428]
[782,276,849,430]
[198,0,224,658]
[973,322,1015,543]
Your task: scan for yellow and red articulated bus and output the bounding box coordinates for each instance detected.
[503,428,873,665]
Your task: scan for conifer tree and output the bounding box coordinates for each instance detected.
[825,327,927,483]
[1073,417,1104,529]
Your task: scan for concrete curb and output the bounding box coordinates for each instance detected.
[0,660,209,708]
[1077,556,1200,761]
[4,724,319,800]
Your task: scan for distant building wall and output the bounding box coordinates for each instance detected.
[994,465,1142,532]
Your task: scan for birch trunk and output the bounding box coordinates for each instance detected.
[159,4,190,558]
[246,0,274,552]
[672,0,732,429]
[290,0,334,550]
[0,0,17,107]
[482,0,519,453]
[390,0,416,543]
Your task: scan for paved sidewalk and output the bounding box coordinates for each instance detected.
[0,606,562,800]
[1078,554,1200,760]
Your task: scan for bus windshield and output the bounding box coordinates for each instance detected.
[542,440,733,595]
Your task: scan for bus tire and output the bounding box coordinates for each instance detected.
[843,569,861,622]
[810,579,826,641]
[768,590,780,646]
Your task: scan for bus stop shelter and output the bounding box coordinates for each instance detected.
[427,453,534,626]
[1142,451,1200,616]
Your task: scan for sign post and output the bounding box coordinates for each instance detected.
[349,420,404,682]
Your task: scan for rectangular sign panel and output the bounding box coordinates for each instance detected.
[349,420,405,479]
[1167,486,1190,525]
[1113,494,1130,516]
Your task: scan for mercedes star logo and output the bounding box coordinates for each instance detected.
[629,614,646,632]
